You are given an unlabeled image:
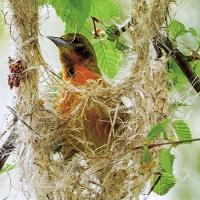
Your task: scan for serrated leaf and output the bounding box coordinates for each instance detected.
[90,0,120,22]
[93,40,122,79]
[68,0,91,30]
[43,0,120,33]
[78,19,94,40]
[153,172,176,195]
[40,0,122,79]
[159,149,174,174]
[143,146,152,163]
[147,119,171,140]
[190,60,200,77]
[45,0,91,32]
[167,58,187,90]
[172,120,192,142]
[168,20,186,40]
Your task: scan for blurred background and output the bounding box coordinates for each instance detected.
[0,0,200,199]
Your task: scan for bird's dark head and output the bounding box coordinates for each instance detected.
[47,33,101,77]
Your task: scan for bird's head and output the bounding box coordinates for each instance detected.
[47,33,101,80]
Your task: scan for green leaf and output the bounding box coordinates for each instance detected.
[147,119,171,140]
[93,40,122,79]
[151,149,176,195]
[159,149,174,174]
[153,172,176,195]
[68,0,91,30]
[143,146,151,163]
[42,0,120,33]
[168,20,187,40]
[37,0,45,6]
[190,60,200,77]
[172,120,192,142]
[79,0,121,37]
[187,27,198,37]
[169,101,188,110]
[40,0,124,79]
[90,0,120,22]
[45,0,91,32]
[0,164,16,175]
[167,58,187,90]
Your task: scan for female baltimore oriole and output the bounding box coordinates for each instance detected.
[47,33,110,147]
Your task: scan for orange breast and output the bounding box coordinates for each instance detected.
[59,65,110,147]
[73,65,100,85]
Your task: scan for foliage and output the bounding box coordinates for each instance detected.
[39,0,124,79]
[152,172,176,195]
[169,101,188,110]
[34,3,198,198]
[153,149,175,195]
[142,19,198,192]
[172,120,192,142]
[159,148,174,174]
[147,119,170,140]
[93,40,122,79]
[167,58,187,90]
[143,145,152,164]
[167,19,200,91]
[147,118,192,143]
[146,119,192,195]
[168,20,198,40]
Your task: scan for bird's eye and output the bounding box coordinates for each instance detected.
[74,38,81,43]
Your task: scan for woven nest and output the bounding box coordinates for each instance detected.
[6,0,173,199]
[14,59,169,200]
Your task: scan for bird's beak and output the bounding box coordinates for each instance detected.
[47,36,70,47]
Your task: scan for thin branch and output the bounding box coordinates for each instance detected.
[91,16,100,38]
[156,35,200,93]
[144,172,162,200]
[87,138,200,177]
[133,137,200,151]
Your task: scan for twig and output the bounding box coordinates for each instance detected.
[0,115,17,171]
[156,35,200,93]
[144,172,162,200]
[86,137,200,178]
[133,137,200,151]
[91,16,100,37]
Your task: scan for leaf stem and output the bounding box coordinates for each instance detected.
[133,137,200,150]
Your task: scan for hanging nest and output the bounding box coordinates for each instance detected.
[5,0,174,199]
[14,57,169,200]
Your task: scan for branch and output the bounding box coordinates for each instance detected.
[132,137,200,151]
[156,35,200,93]
[0,132,15,170]
[87,138,200,177]
[0,112,17,171]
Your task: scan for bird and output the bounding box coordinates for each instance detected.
[47,33,111,149]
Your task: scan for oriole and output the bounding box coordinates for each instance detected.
[47,33,110,148]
